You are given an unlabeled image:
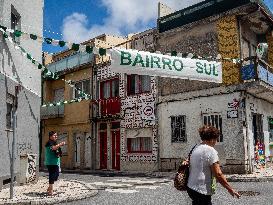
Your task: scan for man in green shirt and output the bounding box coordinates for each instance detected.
[44,131,66,195]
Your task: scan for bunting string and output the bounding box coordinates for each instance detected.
[0,24,250,62]
[0,28,91,100]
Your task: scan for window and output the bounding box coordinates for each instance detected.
[74,79,90,99]
[100,78,119,99]
[203,114,223,142]
[6,93,15,129]
[171,116,186,143]
[6,103,13,129]
[269,118,273,143]
[127,74,151,95]
[11,6,21,43]
[53,88,64,103]
[127,137,152,153]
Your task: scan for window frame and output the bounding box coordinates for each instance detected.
[100,78,119,99]
[171,115,187,143]
[202,113,223,143]
[127,137,152,153]
[73,79,91,99]
[11,6,21,43]
[127,74,151,96]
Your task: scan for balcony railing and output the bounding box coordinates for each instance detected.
[41,105,64,119]
[46,52,93,73]
[241,58,273,87]
[98,97,121,117]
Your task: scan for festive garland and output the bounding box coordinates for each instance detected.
[0,24,251,62]
[0,28,91,100]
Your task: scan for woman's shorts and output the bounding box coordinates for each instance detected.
[47,165,59,184]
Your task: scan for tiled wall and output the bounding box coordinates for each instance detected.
[217,15,241,85]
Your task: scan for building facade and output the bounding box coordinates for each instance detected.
[156,0,273,173]
[92,29,160,171]
[0,0,43,189]
[41,35,128,170]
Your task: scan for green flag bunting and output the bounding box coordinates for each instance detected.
[30,34,37,40]
[72,43,79,51]
[99,48,106,56]
[59,41,66,47]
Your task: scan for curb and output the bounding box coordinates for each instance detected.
[0,180,98,205]
[226,177,273,182]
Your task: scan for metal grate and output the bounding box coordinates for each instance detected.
[171,115,186,143]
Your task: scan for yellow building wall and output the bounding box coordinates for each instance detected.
[217,15,241,85]
[42,67,92,169]
[42,123,90,169]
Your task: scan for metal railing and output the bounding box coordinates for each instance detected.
[46,52,93,73]
[91,98,121,119]
[241,57,273,87]
[41,105,64,119]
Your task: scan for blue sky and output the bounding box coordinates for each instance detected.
[43,0,273,54]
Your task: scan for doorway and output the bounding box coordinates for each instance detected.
[111,122,120,170]
[99,123,108,169]
[252,114,264,145]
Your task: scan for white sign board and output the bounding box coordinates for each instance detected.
[110,48,222,83]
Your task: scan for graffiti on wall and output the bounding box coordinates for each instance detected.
[17,142,33,155]
[97,64,158,163]
[26,154,37,183]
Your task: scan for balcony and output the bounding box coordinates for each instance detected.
[241,59,273,85]
[91,98,121,120]
[241,59,273,102]
[41,105,64,119]
[46,52,93,73]
[100,98,121,116]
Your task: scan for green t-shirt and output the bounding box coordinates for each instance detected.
[44,140,60,166]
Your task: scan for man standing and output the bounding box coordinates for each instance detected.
[44,131,66,195]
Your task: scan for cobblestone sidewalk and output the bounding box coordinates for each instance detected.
[0,176,98,205]
[226,162,273,182]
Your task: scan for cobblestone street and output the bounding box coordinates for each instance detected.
[57,173,273,205]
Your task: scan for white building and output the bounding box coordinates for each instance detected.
[0,0,43,189]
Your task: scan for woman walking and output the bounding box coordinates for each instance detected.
[187,125,240,205]
[44,131,66,195]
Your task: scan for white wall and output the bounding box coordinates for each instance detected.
[0,0,43,184]
[245,94,273,159]
[158,89,244,165]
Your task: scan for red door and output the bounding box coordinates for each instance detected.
[100,132,107,169]
[111,130,120,170]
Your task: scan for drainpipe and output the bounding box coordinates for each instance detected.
[242,91,253,173]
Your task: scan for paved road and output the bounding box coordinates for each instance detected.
[58,173,273,205]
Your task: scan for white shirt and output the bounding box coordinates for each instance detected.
[187,144,219,195]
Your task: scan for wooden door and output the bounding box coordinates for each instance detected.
[99,132,108,169]
[111,130,120,170]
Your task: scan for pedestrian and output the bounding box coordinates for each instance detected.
[44,131,66,196]
[187,125,240,205]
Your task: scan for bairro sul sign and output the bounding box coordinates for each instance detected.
[110,48,222,83]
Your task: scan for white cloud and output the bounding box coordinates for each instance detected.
[62,0,205,43]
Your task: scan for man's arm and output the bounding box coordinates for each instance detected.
[51,142,65,151]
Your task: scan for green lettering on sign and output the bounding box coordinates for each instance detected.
[213,64,218,76]
[151,56,161,69]
[204,63,212,75]
[196,62,203,73]
[173,59,183,71]
[162,57,172,70]
[132,53,145,67]
[120,51,132,65]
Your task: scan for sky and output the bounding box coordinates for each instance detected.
[43,0,273,54]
